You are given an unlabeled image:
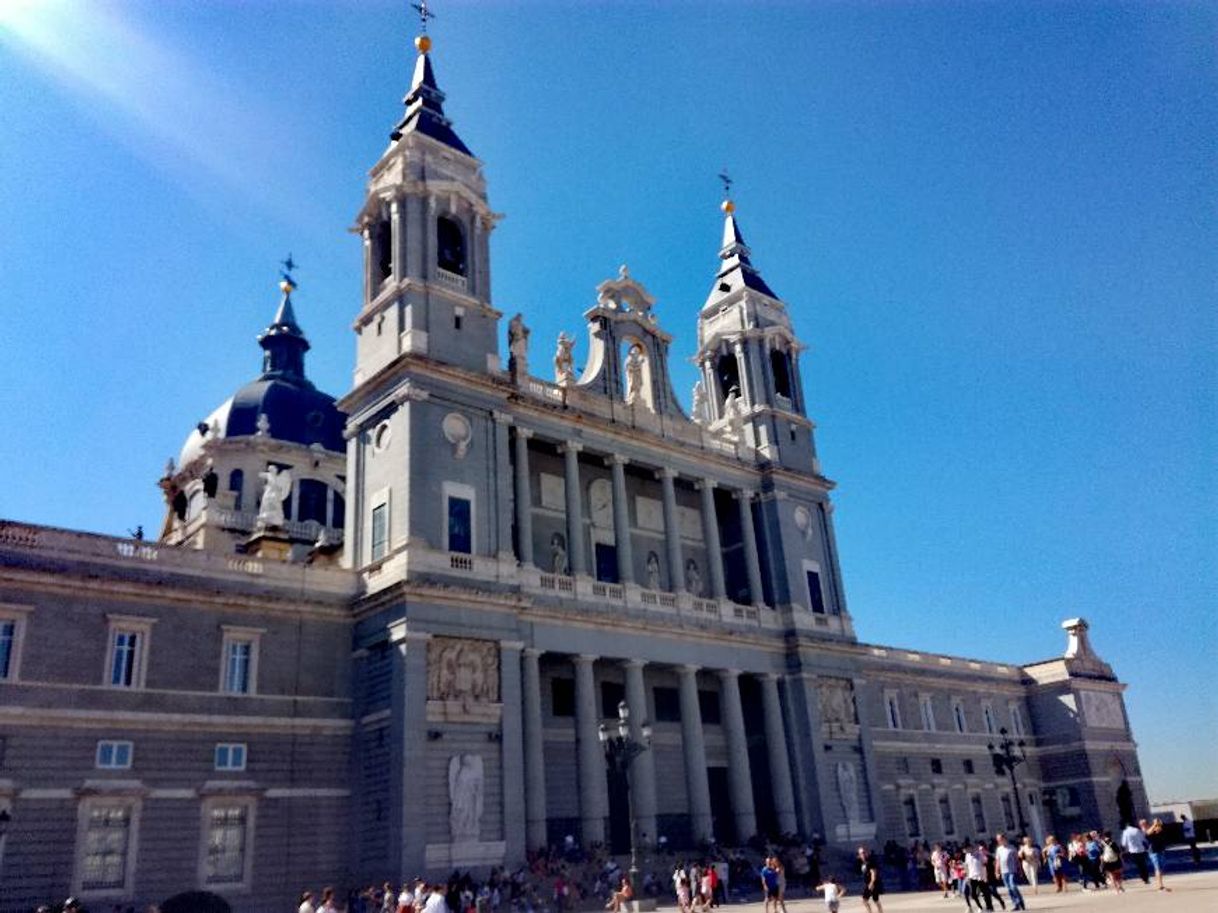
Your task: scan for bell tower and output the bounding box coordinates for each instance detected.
[693,192,818,473]
[351,24,501,386]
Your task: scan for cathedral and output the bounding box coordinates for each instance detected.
[0,18,1148,913]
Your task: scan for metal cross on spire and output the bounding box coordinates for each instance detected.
[279,253,298,292]
[718,168,734,199]
[411,0,435,33]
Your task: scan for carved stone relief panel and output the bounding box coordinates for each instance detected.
[428,637,500,704]
[818,677,859,738]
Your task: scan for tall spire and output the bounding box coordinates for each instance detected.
[706,189,778,306]
[389,8,473,156]
[258,256,312,384]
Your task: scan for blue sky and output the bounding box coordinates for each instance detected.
[1,1,1214,801]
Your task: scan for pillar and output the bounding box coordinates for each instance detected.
[719,669,757,842]
[513,428,534,566]
[760,673,798,834]
[522,648,547,851]
[698,480,727,599]
[562,443,587,576]
[736,490,765,607]
[678,664,714,842]
[494,413,514,558]
[390,197,403,284]
[573,654,606,845]
[389,625,430,879]
[660,468,684,593]
[623,659,657,845]
[500,641,526,860]
[610,455,635,584]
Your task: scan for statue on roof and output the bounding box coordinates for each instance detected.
[554,332,576,387]
[624,344,645,407]
[257,465,293,528]
[507,313,530,383]
[691,379,708,424]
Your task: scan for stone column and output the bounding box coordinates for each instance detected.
[660,468,684,593]
[609,455,635,584]
[522,648,548,851]
[390,198,403,284]
[678,664,714,842]
[622,659,658,845]
[562,443,587,576]
[494,413,514,560]
[513,428,534,566]
[361,226,373,304]
[736,490,765,607]
[500,641,526,861]
[573,654,606,846]
[719,669,757,842]
[733,341,753,404]
[389,625,430,879]
[698,480,727,599]
[760,673,798,834]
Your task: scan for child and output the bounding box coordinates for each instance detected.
[815,876,846,913]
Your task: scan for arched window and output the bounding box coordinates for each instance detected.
[716,353,740,403]
[229,469,244,511]
[436,216,466,276]
[373,218,392,285]
[770,348,793,400]
[297,479,328,525]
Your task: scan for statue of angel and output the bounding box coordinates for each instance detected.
[624,344,645,406]
[257,465,292,527]
[507,313,530,380]
[554,332,576,387]
[691,379,708,424]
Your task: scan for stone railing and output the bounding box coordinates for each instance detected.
[434,268,469,293]
[210,508,343,545]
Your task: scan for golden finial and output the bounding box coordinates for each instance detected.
[415,34,432,53]
[412,1,435,53]
[718,168,735,214]
[721,199,736,214]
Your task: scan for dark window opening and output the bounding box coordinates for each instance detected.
[930,758,943,775]
[228,470,244,511]
[971,794,987,833]
[447,496,472,554]
[770,349,793,399]
[806,569,826,614]
[594,542,618,583]
[601,681,625,719]
[699,689,721,725]
[298,479,328,525]
[332,493,346,529]
[172,490,188,521]
[653,686,681,723]
[551,678,575,717]
[454,312,463,330]
[903,796,921,837]
[940,796,956,835]
[1000,793,1016,831]
[373,219,392,284]
[715,353,741,403]
[963,759,975,775]
[437,216,467,276]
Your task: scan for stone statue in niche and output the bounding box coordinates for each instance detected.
[624,344,645,407]
[550,533,569,576]
[257,465,292,527]
[448,753,484,843]
[507,313,529,382]
[836,761,861,824]
[427,638,500,705]
[691,380,708,424]
[645,551,661,590]
[818,677,858,727]
[554,332,576,387]
[684,558,703,597]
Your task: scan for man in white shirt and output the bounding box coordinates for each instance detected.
[1121,822,1151,884]
[994,835,1027,910]
[423,884,451,913]
[964,845,994,912]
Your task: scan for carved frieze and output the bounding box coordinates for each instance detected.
[818,677,859,738]
[427,638,501,723]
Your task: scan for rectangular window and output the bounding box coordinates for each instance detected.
[886,692,902,729]
[447,496,472,554]
[110,631,140,687]
[1000,793,1016,831]
[806,569,826,614]
[971,794,987,833]
[550,678,575,717]
[594,542,619,583]
[96,741,133,770]
[963,759,975,775]
[214,743,247,772]
[1010,704,1026,736]
[953,701,967,733]
[370,503,388,561]
[699,689,721,725]
[600,681,625,719]
[79,803,133,891]
[939,795,955,835]
[930,758,943,775]
[896,756,911,775]
[203,802,250,886]
[983,703,996,735]
[902,796,921,837]
[653,687,681,723]
[920,695,936,731]
[223,640,252,694]
[0,620,14,679]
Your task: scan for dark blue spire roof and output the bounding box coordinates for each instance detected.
[712,210,779,299]
[390,48,472,156]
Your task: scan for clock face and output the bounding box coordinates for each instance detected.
[589,478,613,528]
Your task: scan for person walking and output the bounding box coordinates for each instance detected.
[995,836,1027,911]
[1099,832,1124,893]
[1145,818,1173,892]
[1121,820,1151,885]
[1182,815,1201,866]
[299,891,317,913]
[856,847,885,913]
[931,844,951,898]
[772,856,790,913]
[1083,832,1104,890]
[814,875,846,913]
[1017,836,1040,894]
[964,843,994,912]
[318,887,341,913]
[1042,836,1067,893]
[760,859,781,913]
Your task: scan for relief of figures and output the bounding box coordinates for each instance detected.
[428,637,500,704]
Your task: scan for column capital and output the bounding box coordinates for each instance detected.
[718,668,742,681]
[560,441,584,455]
[761,671,782,683]
[493,410,514,426]
[658,466,679,481]
[695,478,717,492]
[500,640,525,651]
[523,647,545,659]
[574,653,598,666]
[732,488,756,501]
[515,426,535,439]
[679,663,701,676]
[608,454,629,467]
[621,658,647,670]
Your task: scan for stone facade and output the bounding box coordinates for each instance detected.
[0,26,1149,913]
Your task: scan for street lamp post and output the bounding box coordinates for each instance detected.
[988,727,1029,833]
[599,700,653,904]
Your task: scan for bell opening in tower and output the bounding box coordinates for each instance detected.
[372,218,392,287]
[771,349,793,400]
[437,216,467,276]
[716,353,740,403]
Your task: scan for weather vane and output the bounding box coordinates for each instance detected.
[718,168,734,199]
[279,253,298,294]
[412,0,435,33]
